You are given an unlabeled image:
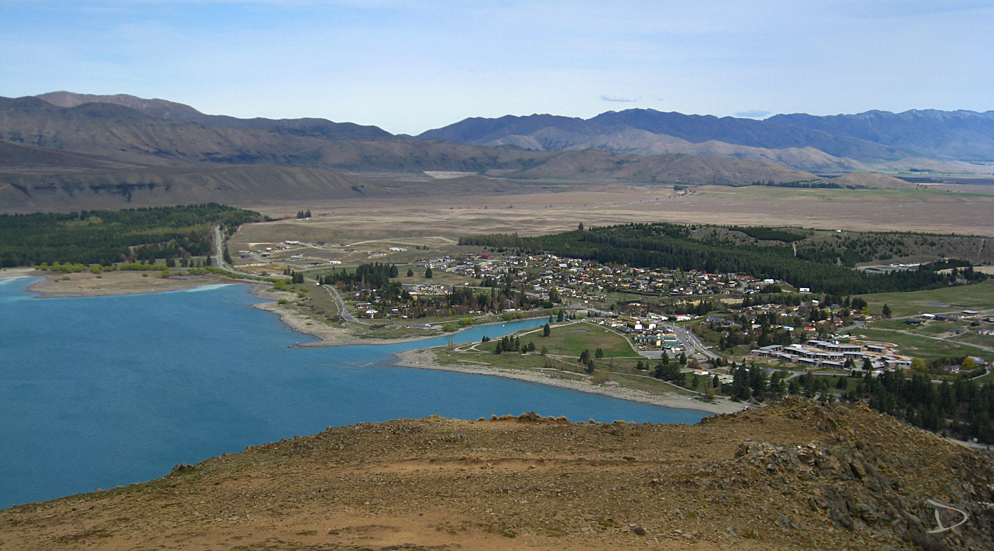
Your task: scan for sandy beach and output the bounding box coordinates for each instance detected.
[394,348,749,415]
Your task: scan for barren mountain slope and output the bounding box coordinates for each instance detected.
[831,172,917,190]
[515,148,817,185]
[2,398,990,551]
[0,165,373,212]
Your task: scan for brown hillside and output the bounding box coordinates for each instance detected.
[3,397,990,551]
[0,97,329,166]
[499,127,870,173]
[831,172,917,190]
[0,166,373,212]
[517,149,817,185]
[0,140,145,172]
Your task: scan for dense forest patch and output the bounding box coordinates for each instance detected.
[0,203,261,267]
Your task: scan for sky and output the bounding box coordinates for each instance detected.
[2,0,993,135]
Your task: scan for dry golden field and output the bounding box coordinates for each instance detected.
[232,182,994,243]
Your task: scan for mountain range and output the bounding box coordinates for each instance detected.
[418,108,994,170]
[2,91,991,210]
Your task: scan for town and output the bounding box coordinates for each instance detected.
[234,237,993,384]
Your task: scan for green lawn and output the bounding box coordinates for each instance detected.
[853,328,993,363]
[950,331,994,350]
[859,279,994,318]
[917,321,966,335]
[475,321,639,358]
[422,319,702,399]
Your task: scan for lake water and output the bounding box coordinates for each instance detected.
[0,278,707,509]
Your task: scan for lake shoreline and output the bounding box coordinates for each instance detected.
[393,348,749,416]
[3,269,748,415]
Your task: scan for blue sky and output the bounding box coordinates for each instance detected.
[2,0,992,134]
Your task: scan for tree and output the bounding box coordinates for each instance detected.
[407,267,414,277]
[577,222,584,231]
[595,348,604,359]
[882,303,892,318]
[543,323,551,337]
[425,267,433,278]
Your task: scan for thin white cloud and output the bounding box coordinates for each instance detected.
[601,96,641,103]
[733,110,772,119]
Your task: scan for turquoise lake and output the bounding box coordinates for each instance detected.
[0,278,707,509]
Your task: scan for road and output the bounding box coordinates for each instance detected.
[324,284,359,323]
[569,305,720,362]
[212,225,225,268]
[211,225,262,278]
[211,225,363,323]
[661,323,720,361]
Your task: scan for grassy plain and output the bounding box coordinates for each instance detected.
[860,279,994,317]
[426,320,696,399]
[852,327,992,363]
[950,331,994,350]
[476,322,640,358]
[234,184,994,243]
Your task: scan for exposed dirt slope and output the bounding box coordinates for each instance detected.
[2,398,991,550]
[831,172,917,190]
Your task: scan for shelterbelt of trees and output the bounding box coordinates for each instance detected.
[460,223,988,296]
[0,204,262,267]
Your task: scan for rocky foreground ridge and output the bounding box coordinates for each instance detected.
[2,397,992,550]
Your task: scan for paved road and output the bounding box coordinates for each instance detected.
[211,226,364,323]
[324,284,359,323]
[212,225,225,268]
[660,323,720,361]
[211,226,262,278]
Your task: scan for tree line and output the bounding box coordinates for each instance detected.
[0,204,261,267]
